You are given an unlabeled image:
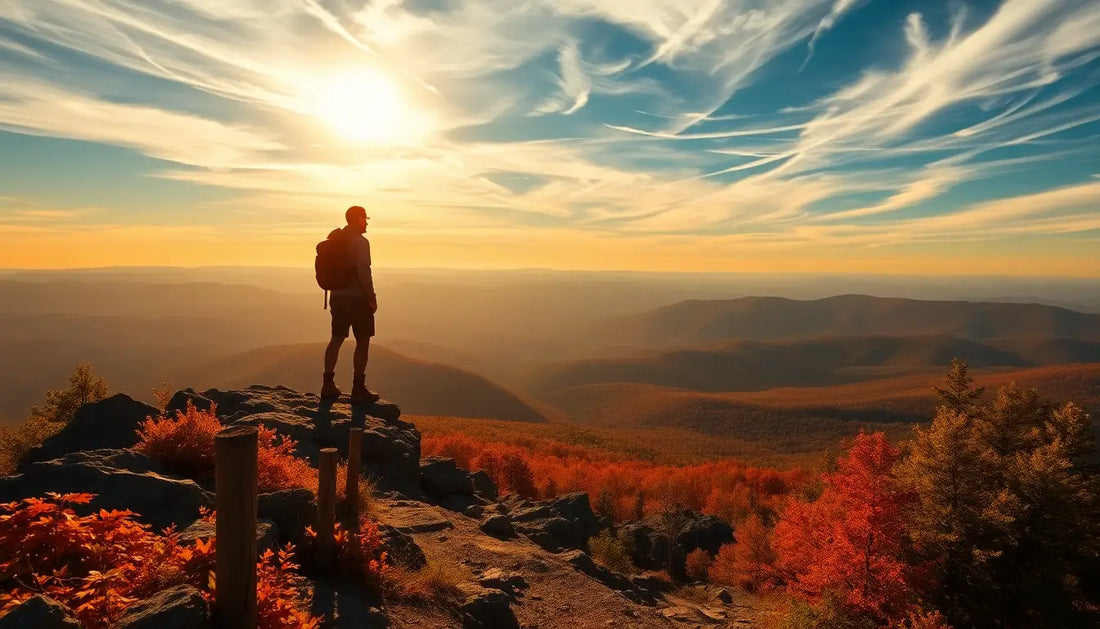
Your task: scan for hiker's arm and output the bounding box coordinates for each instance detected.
[357,239,377,312]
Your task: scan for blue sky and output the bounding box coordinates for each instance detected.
[0,0,1098,274]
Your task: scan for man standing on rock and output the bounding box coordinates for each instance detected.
[321,205,380,403]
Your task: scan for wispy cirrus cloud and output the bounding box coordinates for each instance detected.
[0,0,1097,271]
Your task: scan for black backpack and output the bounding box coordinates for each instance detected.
[315,228,357,308]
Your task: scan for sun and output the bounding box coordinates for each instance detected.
[312,67,408,144]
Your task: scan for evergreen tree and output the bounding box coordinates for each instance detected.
[933,358,984,416]
[900,364,1100,627]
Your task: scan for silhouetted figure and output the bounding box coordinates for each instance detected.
[316,205,380,403]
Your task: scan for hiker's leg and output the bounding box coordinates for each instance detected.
[324,336,343,373]
[353,338,370,381]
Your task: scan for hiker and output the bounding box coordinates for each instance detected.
[317,205,380,403]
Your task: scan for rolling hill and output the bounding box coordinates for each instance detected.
[543,363,1100,442]
[524,334,1100,395]
[168,343,550,423]
[594,295,1100,349]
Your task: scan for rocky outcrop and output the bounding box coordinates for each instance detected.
[225,387,417,493]
[0,449,212,530]
[113,585,211,629]
[378,523,427,569]
[559,550,658,605]
[459,585,520,629]
[258,488,316,544]
[617,510,733,580]
[479,514,516,539]
[21,394,158,468]
[419,457,500,509]
[505,492,604,551]
[0,595,82,629]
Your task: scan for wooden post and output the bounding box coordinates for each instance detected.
[346,429,364,558]
[346,428,363,517]
[317,447,338,573]
[215,425,258,628]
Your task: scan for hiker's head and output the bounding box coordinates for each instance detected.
[345,205,369,233]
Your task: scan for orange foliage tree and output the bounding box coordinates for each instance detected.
[709,513,777,592]
[772,431,923,624]
[422,433,806,524]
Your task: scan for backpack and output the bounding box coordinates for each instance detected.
[315,228,357,308]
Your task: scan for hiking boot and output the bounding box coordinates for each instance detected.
[350,379,380,404]
[320,372,341,400]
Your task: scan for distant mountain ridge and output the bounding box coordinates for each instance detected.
[595,295,1100,349]
[526,333,1100,395]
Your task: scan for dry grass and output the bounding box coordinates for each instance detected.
[383,560,468,610]
[676,584,713,605]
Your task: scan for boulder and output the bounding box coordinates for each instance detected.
[480,514,517,539]
[164,389,216,416]
[420,457,470,498]
[259,488,315,545]
[459,585,519,629]
[510,492,602,551]
[616,510,733,580]
[558,550,657,605]
[477,568,528,597]
[234,402,420,493]
[377,524,427,569]
[468,470,498,500]
[21,394,159,467]
[441,493,480,513]
[114,585,211,629]
[0,595,81,628]
[179,519,278,554]
[0,449,212,530]
[711,587,733,605]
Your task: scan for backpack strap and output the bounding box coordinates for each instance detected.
[323,289,329,310]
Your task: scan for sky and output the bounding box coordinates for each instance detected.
[0,0,1098,275]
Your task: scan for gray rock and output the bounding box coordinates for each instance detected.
[463,504,486,519]
[258,488,315,545]
[420,457,470,498]
[558,550,657,605]
[0,449,212,530]
[459,585,519,629]
[378,524,426,569]
[511,493,601,551]
[478,568,528,596]
[711,587,733,605]
[480,514,517,539]
[21,394,159,468]
[164,389,216,417]
[618,510,732,580]
[469,470,498,500]
[442,493,479,513]
[179,518,278,554]
[114,585,211,629]
[0,595,81,628]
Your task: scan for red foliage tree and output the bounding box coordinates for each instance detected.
[772,431,920,623]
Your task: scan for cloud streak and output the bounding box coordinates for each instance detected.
[0,0,1098,270]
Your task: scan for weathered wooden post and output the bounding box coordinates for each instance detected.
[215,425,258,628]
[317,447,338,573]
[346,428,364,558]
[346,428,363,516]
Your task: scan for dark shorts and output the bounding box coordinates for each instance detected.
[330,293,375,340]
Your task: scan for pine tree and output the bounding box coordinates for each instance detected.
[933,358,984,416]
[901,365,1100,627]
